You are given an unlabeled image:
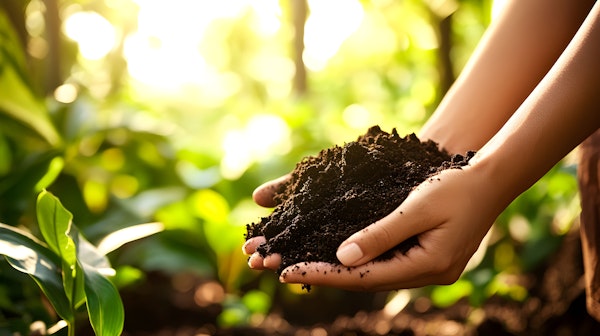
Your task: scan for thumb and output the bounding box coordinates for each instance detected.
[252,174,291,207]
[336,188,435,266]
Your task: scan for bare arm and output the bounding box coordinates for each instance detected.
[278,1,600,290]
[420,0,596,154]
[473,0,600,208]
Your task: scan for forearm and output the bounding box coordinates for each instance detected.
[473,1,600,208]
[420,0,595,154]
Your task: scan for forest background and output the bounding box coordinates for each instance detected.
[0,0,583,334]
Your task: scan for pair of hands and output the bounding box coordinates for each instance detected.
[242,163,502,291]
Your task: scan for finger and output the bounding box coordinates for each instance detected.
[248,252,267,269]
[280,244,457,291]
[263,253,282,270]
[336,179,441,266]
[242,236,267,255]
[252,174,291,207]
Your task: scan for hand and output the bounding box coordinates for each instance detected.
[242,174,290,270]
[278,164,507,291]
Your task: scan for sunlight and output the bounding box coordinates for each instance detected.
[343,104,371,130]
[63,11,116,60]
[53,83,78,103]
[492,0,509,19]
[383,290,411,318]
[249,0,282,36]
[303,0,364,71]
[124,0,250,92]
[0,242,37,270]
[221,114,291,179]
[96,222,165,255]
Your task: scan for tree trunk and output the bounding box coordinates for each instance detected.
[291,0,308,96]
[437,13,455,96]
[578,129,600,322]
[44,0,62,94]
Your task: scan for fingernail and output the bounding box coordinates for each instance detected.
[336,242,363,265]
[242,241,250,254]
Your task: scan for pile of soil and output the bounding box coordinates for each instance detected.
[245,126,474,273]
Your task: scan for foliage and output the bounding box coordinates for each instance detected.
[2,191,118,335]
[0,0,581,332]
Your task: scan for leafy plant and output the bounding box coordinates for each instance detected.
[0,190,162,335]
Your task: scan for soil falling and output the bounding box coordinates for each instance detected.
[245,126,474,274]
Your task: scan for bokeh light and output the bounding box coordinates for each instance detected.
[63,11,116,60]
[303,0,364,71]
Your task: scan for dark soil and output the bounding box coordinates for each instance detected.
[246,126,474,273]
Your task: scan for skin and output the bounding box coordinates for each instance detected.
[243,0,600,290]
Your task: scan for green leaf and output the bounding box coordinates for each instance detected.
[36,190,78,304]
[241,290,271,315]
[0,12,60,146]
[0,223,73,322]
[77,232,112,271]
[96,222,164,255]
[430,279,473,308]
[80,261,124,336]
[36,191,77,265]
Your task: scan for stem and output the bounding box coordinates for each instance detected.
[68,267,77,336]
[67,320,75,336]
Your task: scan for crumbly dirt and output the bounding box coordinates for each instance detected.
[245,126,475,274]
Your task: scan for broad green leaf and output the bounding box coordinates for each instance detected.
[36,191,78,304]
[80,261,124,336]
[0,223,73,322]
[76,229,114,280]
[66,227,87,309]
[96,222,164,255]
[0,12,60,146]
[36,191,76,265]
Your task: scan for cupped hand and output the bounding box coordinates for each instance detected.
[278,163,508,291]
[242,174,290,270]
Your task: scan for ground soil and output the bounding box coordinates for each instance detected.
[245,126,474,273]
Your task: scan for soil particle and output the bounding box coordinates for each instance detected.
[245,126,474,274]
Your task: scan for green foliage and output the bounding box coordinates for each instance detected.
[0,190,162,335]
[0,223,72,323]
[1,191,123,335]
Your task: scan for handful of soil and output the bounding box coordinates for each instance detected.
[245,126,474,274]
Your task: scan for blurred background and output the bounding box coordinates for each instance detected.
[0,0,584,335]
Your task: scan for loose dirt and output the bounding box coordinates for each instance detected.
[245,126,474,274]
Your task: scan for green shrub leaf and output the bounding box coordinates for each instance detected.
[80,261,124,336]
[0,12,60,146]
[36,190,79,305]
[0,223,73,321]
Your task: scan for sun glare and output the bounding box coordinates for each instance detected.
[63,11,116,60]
[123,0,251,91]
[221,114,291,180]
[303,0,364,71]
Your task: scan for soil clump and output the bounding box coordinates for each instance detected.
[245,126,475,273]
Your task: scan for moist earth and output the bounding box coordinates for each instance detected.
[245,126,474,274]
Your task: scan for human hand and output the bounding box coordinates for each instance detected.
[242,174,290,270]
[277,164,507,291]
